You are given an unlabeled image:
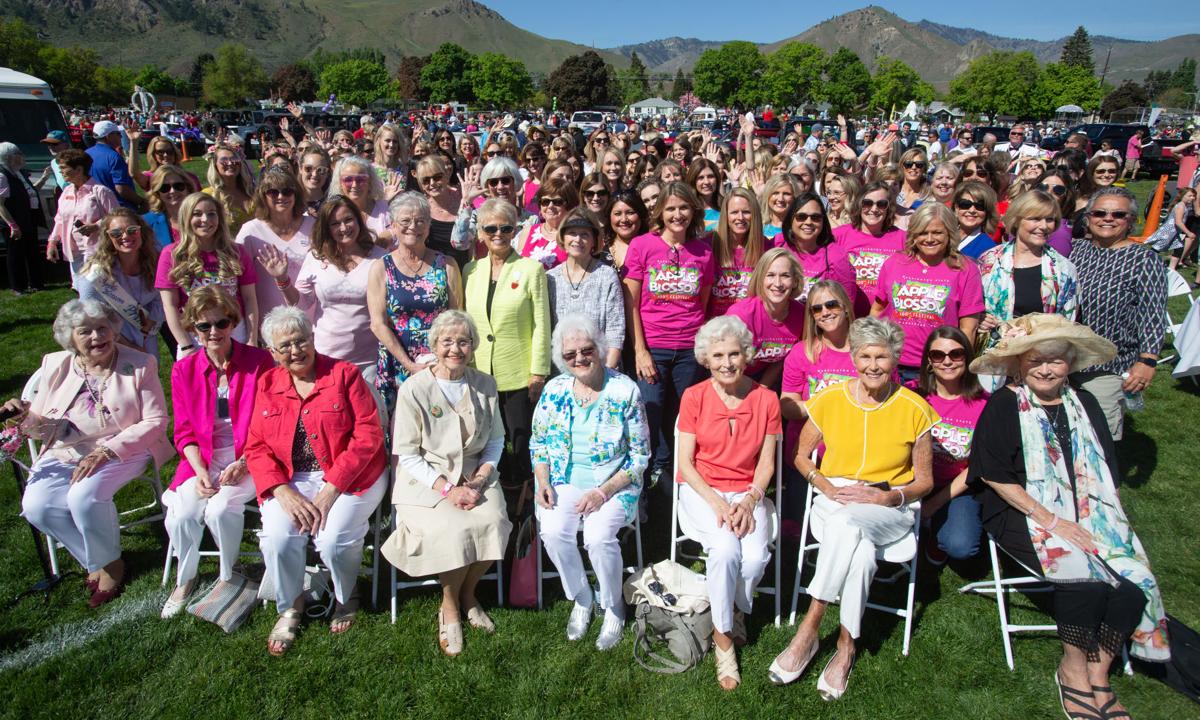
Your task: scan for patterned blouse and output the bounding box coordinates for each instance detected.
[977,241,1078,350]
[1069,240,1167,375]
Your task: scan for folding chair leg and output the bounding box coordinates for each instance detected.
[991,540,1017,671]
[161,537,174,587]
[390,564,398,624]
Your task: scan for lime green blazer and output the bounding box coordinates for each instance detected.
[463,252,552,392]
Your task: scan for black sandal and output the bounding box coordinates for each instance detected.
[1091,685,1132,720]
[1055,672,1104,720]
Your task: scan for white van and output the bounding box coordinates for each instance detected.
[0,68,69,173]
[688,106,717,126]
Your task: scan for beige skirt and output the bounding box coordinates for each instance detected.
[381,483,512,577]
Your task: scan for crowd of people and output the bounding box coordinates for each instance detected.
[1,105,1187,716]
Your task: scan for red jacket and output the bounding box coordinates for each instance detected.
[244,354,386,503]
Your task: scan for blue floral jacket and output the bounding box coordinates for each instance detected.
[530,369,650,524]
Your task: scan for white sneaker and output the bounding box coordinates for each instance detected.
[567,600,593,641]
[595,611,625,651]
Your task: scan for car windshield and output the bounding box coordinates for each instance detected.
[574,112,603,122]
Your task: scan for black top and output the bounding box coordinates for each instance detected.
[426,217,470,269]
[1011,265,1043,318]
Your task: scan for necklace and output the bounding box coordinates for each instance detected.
[398,249,426,276]
[573,378,599,406]
[76,355,115,427]
[566,259,592,298]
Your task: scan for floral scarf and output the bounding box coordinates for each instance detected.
[978,243,1077,348]
[1015,384,1169,661]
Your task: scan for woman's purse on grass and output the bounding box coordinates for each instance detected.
[624,560,713,673]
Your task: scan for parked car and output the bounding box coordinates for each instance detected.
[569,110,605,135]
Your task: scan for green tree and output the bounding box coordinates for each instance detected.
[544,51,614,113]
[1030,63,1102,116]
[693,41,764,108]
[1059,26,1094,74]
[395,55,429,102]
[420,43,475,103]
[469,53,532,108]
[1143,70,1172,100]
[1100,80,1149,117]
[869,56,934,113]
[38,46,103,107]
[0,19,46,76]
[761,42,826,108]
[201,43,268,107]
[318,59,393,108]
[188,53,215,96]
[618,52,652,105]
[670,68,691,102]
[271,63,317,103]
[1170,58,1198,94]
[948,51,1040,117]
[133,65,181,96]
[823,47,871,114]
[308,47,388,79]
[93,65,137,106]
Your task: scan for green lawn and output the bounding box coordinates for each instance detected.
[0,178,1195,719]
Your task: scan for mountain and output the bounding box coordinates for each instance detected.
[607,37,727,75]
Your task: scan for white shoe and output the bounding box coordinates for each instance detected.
[161,583,195,619]
[767,639,818,685]
[566,599,593,641]
[595,611,624,651]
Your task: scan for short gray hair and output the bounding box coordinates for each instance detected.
[694,315,755,365]
[329,155,385,202]
[388,191,430,223]
[480,157,521,185]
[1084,186,1138,221]
[848,317,904,360]
[261,306,313,348]
[551,314,608,373]
[53,299,123,351]
[0,142,21,167]
[428,309,479,350]
[478,197,518,226]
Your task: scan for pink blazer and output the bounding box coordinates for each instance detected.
[30,346,174,466]
[49,179,119,263]
[169,341,275,490]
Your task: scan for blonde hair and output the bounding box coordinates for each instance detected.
[82,208,158,286]
[759,174,801,222]
[1003,189,1063,241]
[168,192,243,287]
[145,136,180,174]
[205,143,255,225]
[903,203,964,270]
[712,187,764,270]
[803,279,855,361]
[373,124,410,170]
[747,247,802,301]
[147,164,190,214]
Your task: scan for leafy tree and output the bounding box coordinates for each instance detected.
[544,51,614,112]
[948,51,1039,117]
[201,43,268,108]
[395,55,429,102]
[823,47,871,115]
[318,59,393,108]
[1100,80,1148,118]
[38,46,103,107]
[617,52,652,105]
[869,56,934,113]
[188,53,215,95]
[1143,70,1172,100]
[1030,63,1102,116]
[1059,26,1094,74]
[93,65,137,106]
[0,19,46,76]
[308,47,388,79]
[670,68,691,102]
[693,41,764,108]
[133,65,182,96]
[420,43,475,103]
[271,63,317,103]
[469,53,532,108]
[1170,58,1198,94]
[761,42,825,108]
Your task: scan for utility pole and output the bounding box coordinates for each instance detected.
[1097,46,1112,122]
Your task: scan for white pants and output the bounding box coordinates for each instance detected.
[259,470,386,610]
[806,477,915,638]
[678,483,772,635]
[536,484,629,616]
[21,453,151,573]
[162,447,256,586]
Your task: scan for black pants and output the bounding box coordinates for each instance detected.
[496,387,534,489]
[3,223,43,292]
[1053,575,1146,662]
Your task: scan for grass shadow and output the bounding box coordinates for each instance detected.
[1116,422,1158,489]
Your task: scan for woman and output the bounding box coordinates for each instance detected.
[583,129,613,175]
[959,156,992,192]
[637,178,662,214]
[46,149,118,280]
[368,192,462,414]
[0,142,47,294]
[677,315,781,690]
[372,123,410,189]
[1167,186,1199,273]
[913,327,989,564]
[519,142,548,210]
[458,133,481,169]
[156,192,259,357]
[381,310,512,656]
[6,299,172,608]
[1008,157,1048,202]
[824,172,860,229]
[519,177,579,270]
[413,155,469,269]
[669,139,691,167]
[161,287,274,617]
[331,129,357,162]
[451,157,533,259]
[297,146,333,216]
[204,143,255,236]
[776,192,858,304]
[760,174,801,238]
[329,155,399,242]
[263,195,386,390]
[76,209,163,355]
[872,203,984,379]
[247,306,387,655]
[770,317,935,698]
[598,147,626,195]
[977,191,1078,350]
[531,314,650,650]
[463,198,552,492]
[133,135,199,193]
[546,209,624,369]
[954,181,1001,260]
[624,183,716,487]
[833,181,906,316]
[142,164,191,248]
[687,157,723,231]
[967,314,1169,718]
[929,162,959,207]
[580,171,612,218]
[236,167,315,317]
[896,148,931,210]
[709,188,766,317]
[603,190,648,278]
[1077,155,1122,211]
[1034,168,1078,257]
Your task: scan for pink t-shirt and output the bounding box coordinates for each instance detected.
[781,344,858,457]
[235,216,316,315]
[923,391,989,487]
[520,223,567,270]
[294,246,386,370]
[1126,136,1142,160]
[773,235,859,304]
[709,245,752,317]
[727,296,806,375]
[873,254,986,367]
[625,232,716,349]
[833,225,906,315]
[154,243,257,308]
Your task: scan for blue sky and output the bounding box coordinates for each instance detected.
[480,1,1195,48]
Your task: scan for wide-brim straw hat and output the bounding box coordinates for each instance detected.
[969,313,1116,376]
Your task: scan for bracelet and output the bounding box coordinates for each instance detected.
[1045,515,1059,532]
[274,276,291,289]
[895,487,906,506]
[747,485,764,502]
[439,480,452,498]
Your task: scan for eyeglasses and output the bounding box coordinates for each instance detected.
[593,137,610,145]
[1094,169,1118,176]
[265,188,295,199]
[902,161,928,169]
[106,226,140,240]
[340,174,370,186]
[928,348,967,363]
[1009,131,1025,137]
[809,299,842,315]
[792,212,823,223]
[956,199,987,212]
[962,169,988,179]
[152,149,172,157]
[561,346,596,363]
[419,173,444,185]
[157,181,189,194]
[584,190,609,200]
[960,135,974,141]
[301,165,329,177]
[861,198,890,210]
[392,217,429,228]
[1088,210,1131,220]
[481,224,516,236]
[486,176,514,188]
[1037,183,1067,197]
[539,197,566,208]
[217,158,240,167]
[274,338,311,353]
[195,318,233,333]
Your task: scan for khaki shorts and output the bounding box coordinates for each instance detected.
[1075,371,1125,441]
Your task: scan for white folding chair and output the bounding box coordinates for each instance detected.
[669,427,783,627]
[1158,267,1198,365]
[787,475,921,656]
[535,500,644,610]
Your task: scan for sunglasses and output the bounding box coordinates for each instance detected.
[419,173,445,185]
[1094,169,1118,176]
[1037,183,1067,197]
[217,158,241,167]
[481,224,516,236]
[962,169,987,178]
[861,198,890,210]
[539,197,566,208]
[584,190,609,200]
[809,299,842,315]
[928,348,967,363]
[1088,210,1131,220]
[157,181,189,194]
[646,580,677,606]
[956,199,987,212]
[561,346,596,363]
[195,318,233,333]
[593,137,610,145]
[265,188,295,199]
[340,174,370,185]
[960,135,974,141]
[792,212,824,223]
[301,165,329,177]
[902,161,928,169]
[106,226,140,240]
[485,150,501,158]
[486,176,514,187]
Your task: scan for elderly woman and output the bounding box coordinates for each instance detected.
[967,313,1169,719]
[0,142,47,294]
[5,299,172,608]
[463,198,551,493]
[677,315,781,690]
[368,191,462,414]
[451,157,534,259]
[771,318,935,699]
[531,314,650,650]
[75,209,164,355]
[381,310,512,656]
[161,287,274,618]
[546,208,624,369]
[46,149,119,279]
[929,162,959,207]
[246,306,388,655]
[236,167,315,316]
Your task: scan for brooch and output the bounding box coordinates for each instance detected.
[431,405,443,418]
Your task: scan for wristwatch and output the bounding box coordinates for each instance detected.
[1137,357,1158,368]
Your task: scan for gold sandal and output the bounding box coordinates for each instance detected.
[267,609,302,656]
